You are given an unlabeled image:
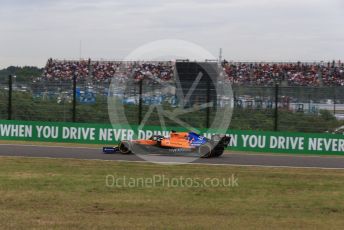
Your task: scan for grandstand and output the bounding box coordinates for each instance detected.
[40,59,344,86]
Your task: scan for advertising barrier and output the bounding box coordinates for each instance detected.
[0,120,343,155]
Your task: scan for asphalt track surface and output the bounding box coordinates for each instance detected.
[0,144,344,169]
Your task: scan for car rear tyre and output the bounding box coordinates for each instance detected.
[198,143,213,158]
[119,141,132,154]
[213,150,224,157]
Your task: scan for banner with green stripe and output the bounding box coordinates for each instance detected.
[0,120,343,155]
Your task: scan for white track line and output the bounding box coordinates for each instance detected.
[1,155,344,170]
[1,144,344,169]
[1,143,343,159]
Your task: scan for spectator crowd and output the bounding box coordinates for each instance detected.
[42,58,89,82]
[131,62,173,82]
[222,61,344,86]
[91,61,121,82]
[41,59,344,86]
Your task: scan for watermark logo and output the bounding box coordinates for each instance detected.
[105,174,239,189]
[107,39,233,164]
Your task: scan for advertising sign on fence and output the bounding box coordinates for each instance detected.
[0,120,343,155]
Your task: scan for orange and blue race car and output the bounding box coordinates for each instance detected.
[103,131,230,158]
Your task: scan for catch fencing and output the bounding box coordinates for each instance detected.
[1,74,344,134]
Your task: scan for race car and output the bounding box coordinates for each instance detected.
[103,131,231,158]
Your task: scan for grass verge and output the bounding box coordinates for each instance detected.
[0,157,344,229]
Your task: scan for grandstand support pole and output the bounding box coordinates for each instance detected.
[72,74,77,122]
[138,79,143,124]
[8,75,12,120]
[274,83,279,131]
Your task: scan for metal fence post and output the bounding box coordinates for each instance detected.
[138,79,143,124]
[333,87,336,115]
[72,74,77,122]
[8,75,12,120]
[274,84,279,131]
[206,79,211,128]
